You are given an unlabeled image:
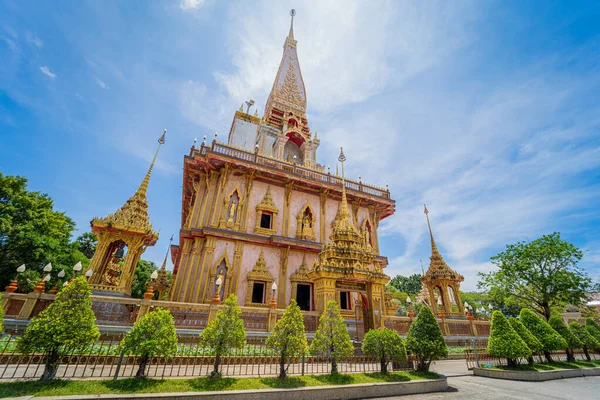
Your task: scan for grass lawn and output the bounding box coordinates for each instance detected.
[493,359,600,371]
[0,371,440,398]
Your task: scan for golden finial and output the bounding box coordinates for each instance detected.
[135,129,166,199]
[420,258,425,276]
[239,104,244,112]
[254,109,258,117]
[160,234,174,271]
[289,9,296,39]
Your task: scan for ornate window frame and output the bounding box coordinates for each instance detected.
[295,201,316,241]
[290,256,313,311]
[245,251,275,307]
[254,187,279,236]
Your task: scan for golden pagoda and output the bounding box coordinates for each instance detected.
[87,131,165,296]
[420,204,464,316]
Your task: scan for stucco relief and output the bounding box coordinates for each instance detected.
[238,244,280,305]
[289,192,320,241]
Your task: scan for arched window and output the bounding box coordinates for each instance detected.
[283,140,303,163]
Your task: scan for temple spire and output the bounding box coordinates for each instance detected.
[160,234,174,271]
[424,203,441,257]
[135,129,166,199]
[338,147,351,220]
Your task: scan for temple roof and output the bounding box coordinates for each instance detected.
[264,10,308,131]
[421,205,464,282]
[91,131,165,241]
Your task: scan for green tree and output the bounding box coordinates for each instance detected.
[0,174,82,289]
[488,311,531,367]
[508,317,542,365]
[131,260,159,299]
[198,294,246,377]
[519,308,567,362]
[479,233,590,320]
[585,318,600,343]
[75,232,97,259]
[119,308,178,378]
[388,274,422,295]
[405,307,447,371]
[16,277,100,381]
[309,300,354,374]
[548,315,582,362]
[266,300,308,379]
[570,321,600,361]
[0,293,4,333]
[362,328,407,374]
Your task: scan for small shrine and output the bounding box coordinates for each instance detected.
[420,205,465,317]
[87,131,165,296]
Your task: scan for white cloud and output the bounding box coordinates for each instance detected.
[39,66,56,79]
[25,32,43,47]
[180,0,206,10]
[2,36,18,53]
[95,77,108,89]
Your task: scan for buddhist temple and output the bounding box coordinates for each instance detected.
[168,10,395,329]
[420,204,465,316]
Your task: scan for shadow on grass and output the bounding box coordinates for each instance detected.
[102,378,163,392]
[260,377,307,388]
[364,372,410,382]
[313,373,356,385]
[0,379,71,398]
[188,377,237,391]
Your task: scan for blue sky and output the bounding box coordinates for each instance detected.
[1,0,599,290]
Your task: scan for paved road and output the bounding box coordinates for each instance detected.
[374,375,600,399]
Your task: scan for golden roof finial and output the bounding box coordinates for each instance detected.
[420,258,425,276]
[289,9,296,40]
[338,147,350,220]
[424,203,441,256]
[92,130,166,236]
[160,234,174,271]
[135,129,166,199]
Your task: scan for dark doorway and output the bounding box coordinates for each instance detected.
[251,282,265,304]
[296,284,311,311]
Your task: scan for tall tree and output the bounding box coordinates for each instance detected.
[16,277,100,381]
[309,300,354,374]
[266,300,308,379]
[0,173,84,288]
[198,294,246,377]
[388,274,422,295]
[479,233,590,320]
[75,232,97,259]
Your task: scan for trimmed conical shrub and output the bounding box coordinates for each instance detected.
[405,307,447,371]
[520,308,567,362]
[488,311,531,367]
[570,321,600,361]
[508,317,542,365]
[549,315,582,362]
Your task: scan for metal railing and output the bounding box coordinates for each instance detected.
[0,334,414,380]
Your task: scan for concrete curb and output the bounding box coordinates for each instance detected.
[26,377,447,400]
[473,366,600,381]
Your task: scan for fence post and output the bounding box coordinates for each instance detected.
[302,355,305,375]
[16,292,41,320]
[471,339,480,369]
[113,350,126,380]
[137,298,151,321]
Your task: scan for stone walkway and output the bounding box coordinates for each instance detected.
[375,375,600,399]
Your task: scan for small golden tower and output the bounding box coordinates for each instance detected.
[87,130,165,296]
[153,235,173,300]
[420,204,465,316]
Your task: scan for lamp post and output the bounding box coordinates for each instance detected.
[5,264,25,293]
[49,270,65,295]
[406,296,414,318]
[144,271,158,300]
[270,282,278,308]
[85,268,93,280]
[212,276,223,304]
[437,296,444,319]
